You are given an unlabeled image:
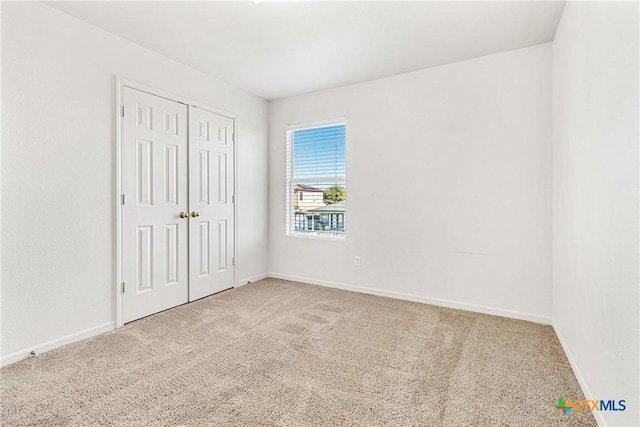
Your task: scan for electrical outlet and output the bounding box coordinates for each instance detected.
[354,256,361,267]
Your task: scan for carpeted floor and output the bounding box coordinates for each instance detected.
[1,278,595,426]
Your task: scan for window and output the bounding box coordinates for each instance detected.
[286,120,346,239]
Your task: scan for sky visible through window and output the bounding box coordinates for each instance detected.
[293,124,345,186]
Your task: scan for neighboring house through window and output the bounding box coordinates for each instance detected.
[286,120,346,239]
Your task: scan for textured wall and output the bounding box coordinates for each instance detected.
[269,44,552,321]
[1,2,269,358]
[552,1,639,425]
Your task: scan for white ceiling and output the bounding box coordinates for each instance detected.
[46,1,566,101]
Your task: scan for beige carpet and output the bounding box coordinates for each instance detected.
[2,278,595,426]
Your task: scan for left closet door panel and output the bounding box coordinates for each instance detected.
[122,87,189,323]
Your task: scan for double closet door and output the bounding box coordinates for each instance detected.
[122,87,234,323]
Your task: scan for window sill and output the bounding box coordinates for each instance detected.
[286,233,346,242]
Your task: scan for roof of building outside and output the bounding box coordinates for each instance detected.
[308,201,346,213]
[293,184,324,192]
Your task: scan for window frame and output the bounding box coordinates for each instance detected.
[285,117,347,241]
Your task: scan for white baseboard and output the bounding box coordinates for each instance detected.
[552,321,605,426]
[236,272,269,287]
[1,321,116,367]
[267,273,551,325]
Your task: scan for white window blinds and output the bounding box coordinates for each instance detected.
[286,120,346,239]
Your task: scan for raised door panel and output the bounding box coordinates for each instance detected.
[217,220,228,272]
[216,153,227,204]
[199,221,210,277]
[164,144,179,206]
[198,150,211,205]
[137,225,153,292]
[164,224,179,286]
[137,139,153,206]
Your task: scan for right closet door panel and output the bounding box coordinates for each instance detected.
[188,106,235,301]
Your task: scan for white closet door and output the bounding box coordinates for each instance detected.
[188,106,235,301]
[122,87,189,323]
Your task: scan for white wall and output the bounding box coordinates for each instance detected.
[552,2,639,426]
[269,44,552,321]
[1,2,269,359]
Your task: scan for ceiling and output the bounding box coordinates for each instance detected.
[46,1,566,101]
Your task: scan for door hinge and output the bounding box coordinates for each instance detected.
[121,194,126,205]
[121,106,125,117]
[232,257,235,266]
[231,195,235,204]
[122,282,125,293]
[232,133,236,143]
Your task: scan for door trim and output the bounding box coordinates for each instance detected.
[115,76,238,328]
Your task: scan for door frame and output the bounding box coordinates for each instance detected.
[115,76,238,328]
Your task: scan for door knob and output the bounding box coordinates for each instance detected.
[191,211,200,218]
[179,211,188,219]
